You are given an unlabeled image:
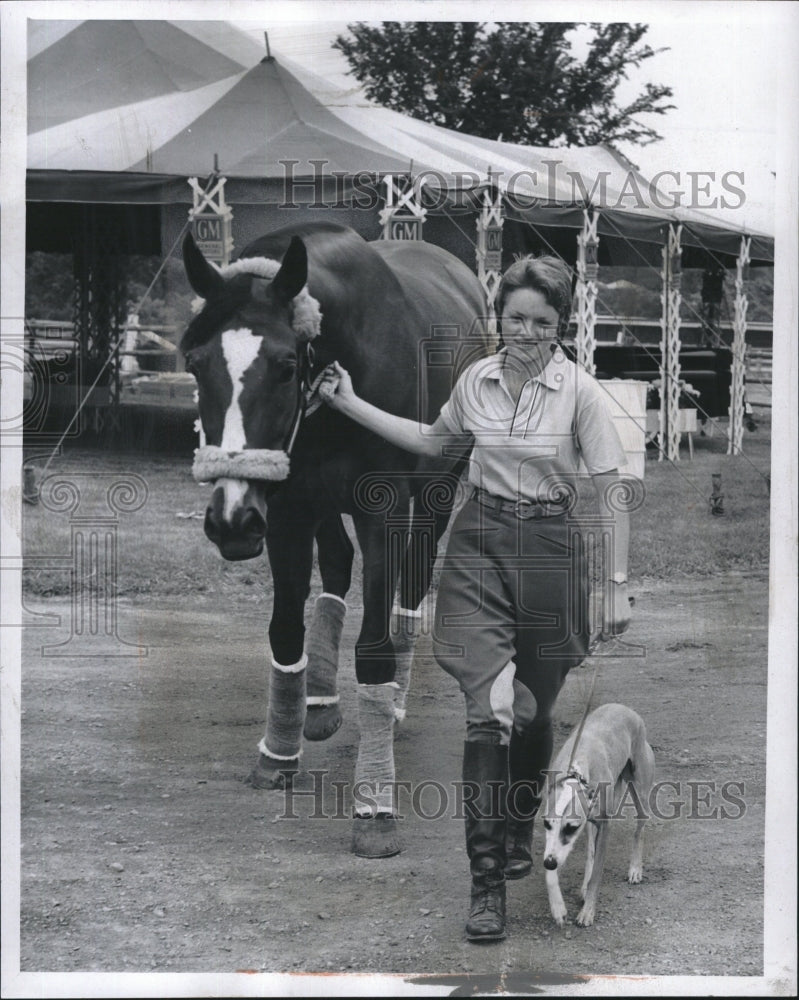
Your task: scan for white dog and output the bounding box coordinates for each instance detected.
[542,703,655,927]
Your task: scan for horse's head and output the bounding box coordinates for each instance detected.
[180,234,321,561]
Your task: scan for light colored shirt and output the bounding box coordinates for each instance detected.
[438,347,627,501]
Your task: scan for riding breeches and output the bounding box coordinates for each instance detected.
[432,495,590,744]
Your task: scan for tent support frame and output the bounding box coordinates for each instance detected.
[188,174,234,267]
[475,177,503,348]
[379,175,427,241]
[728,236,751,455]
[71,207,127,435]
[575,208,600,374]
[659,224,683,462]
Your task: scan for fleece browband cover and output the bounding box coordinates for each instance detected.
[192,445,290,483]
[192,256,323,342]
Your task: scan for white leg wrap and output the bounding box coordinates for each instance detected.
[391,608,422,722]
[306,594,346,707]
[260,655,307,761]
[354,683,398,816]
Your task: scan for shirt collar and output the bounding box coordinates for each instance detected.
[488,346,568,391]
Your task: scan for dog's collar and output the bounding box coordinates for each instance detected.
[565,768,590,789]
[565,768,602,825]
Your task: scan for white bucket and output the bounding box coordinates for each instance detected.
[597,379,648,481]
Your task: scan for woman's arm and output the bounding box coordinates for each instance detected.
[318,361,470,458]
[591,470,632,637]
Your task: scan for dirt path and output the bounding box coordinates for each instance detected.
[18,571,768,989]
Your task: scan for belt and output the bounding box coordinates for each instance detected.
[471,487,568,520]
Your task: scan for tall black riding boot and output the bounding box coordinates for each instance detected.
[504,724,551,880]
[462,740,508,942]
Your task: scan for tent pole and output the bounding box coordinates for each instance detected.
[659,223,683,462]
[575,208,599,374]
[728,236,751,455]
[475,171,503,350]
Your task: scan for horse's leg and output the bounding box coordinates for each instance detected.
[349,504,407,858]
[304,513,354,741]
[246,511,315,790]
[393,468,464,720]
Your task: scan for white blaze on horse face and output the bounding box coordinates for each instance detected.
[219,328,263,521]
[220,328,262,450]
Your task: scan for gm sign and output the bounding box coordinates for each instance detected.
[192,212,232,264]
[389,217,423,241]
[484,225,503,270]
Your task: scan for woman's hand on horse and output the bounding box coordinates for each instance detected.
[319,362,355,410]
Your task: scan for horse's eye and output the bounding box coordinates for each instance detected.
[276,361,297,384]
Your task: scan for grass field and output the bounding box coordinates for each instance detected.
[21,409,772,601]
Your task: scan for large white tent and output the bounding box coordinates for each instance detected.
[25,18,771,460]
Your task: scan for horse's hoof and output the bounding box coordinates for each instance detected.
[303,704,343,741]
[244,753,298,790]
[351,814,402,858]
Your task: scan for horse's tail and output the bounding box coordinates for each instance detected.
[397,456,470,614]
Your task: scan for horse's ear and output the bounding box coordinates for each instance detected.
[183,232,225,300]
[270,236,308,303]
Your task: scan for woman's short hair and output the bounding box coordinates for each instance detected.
[496,255,575,338]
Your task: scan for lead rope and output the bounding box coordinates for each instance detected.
[303,367,332,418]
[283,352,333,457]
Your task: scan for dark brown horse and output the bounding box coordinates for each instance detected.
[181,222,487,857]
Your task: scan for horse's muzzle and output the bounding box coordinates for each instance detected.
[204,498,266,561]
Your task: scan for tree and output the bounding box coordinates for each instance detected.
[333,22,675,147]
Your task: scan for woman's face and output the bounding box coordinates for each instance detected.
[499,287,560,374]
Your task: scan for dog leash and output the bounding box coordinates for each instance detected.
[565,596,636,775]
[565,646,602,775]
